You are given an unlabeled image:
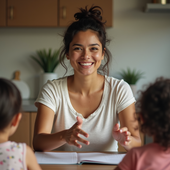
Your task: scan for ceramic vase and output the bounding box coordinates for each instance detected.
[158,0,167,4]
[154,0,167,4]
[130,84,137,98]
[40,73,58,89]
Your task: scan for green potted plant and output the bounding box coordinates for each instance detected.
[31,48,60,88]
[118,67,144,97]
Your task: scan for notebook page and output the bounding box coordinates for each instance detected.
[78,152,126,165]
[35,152,78,164]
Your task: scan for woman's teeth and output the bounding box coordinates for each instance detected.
[80,63,93,66]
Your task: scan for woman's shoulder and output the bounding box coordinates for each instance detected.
[105,75,129,88]
[50,76,67,84]
[43,76,67,89]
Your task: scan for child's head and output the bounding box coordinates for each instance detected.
[136,77,170,149]
[0,78,22,130]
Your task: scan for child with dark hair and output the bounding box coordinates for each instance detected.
[115,77,170,170]
[0,78,42,170]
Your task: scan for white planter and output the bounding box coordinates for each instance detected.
[40,73,58,89]
[130,84,137,98]
[158,0,167,4]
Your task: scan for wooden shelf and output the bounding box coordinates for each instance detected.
[145,3,170,12]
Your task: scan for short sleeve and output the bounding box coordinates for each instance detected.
[118,148,136,170]
[116,80,136,113]
[35,80,59,113]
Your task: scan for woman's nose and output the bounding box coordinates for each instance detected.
[81,49,90,59]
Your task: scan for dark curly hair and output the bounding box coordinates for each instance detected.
[136,77,170,150]
[59,5,111,76]
[0,78,22,130]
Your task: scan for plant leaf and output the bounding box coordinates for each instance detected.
[30,55,44,71]
[118,67,144,84]
[30,48,60,73]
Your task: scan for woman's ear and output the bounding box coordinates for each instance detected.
[11,113,22,127]
[102,48,106,60]
[66,53,69,60]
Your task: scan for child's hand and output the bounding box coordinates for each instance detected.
[64,116,90,148]
[112,123,131,148]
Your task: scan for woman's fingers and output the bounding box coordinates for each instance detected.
[112,123,132,147]
[74,128,90,145]
[120,127,131,137]
[76,116,83,127]
[119,127,128,133]
[68,129,90,148]
[73,140,82,148]
[126,131,131,136]
[73,117,89,138]
[74,125,89,138]
[65,116,90,148]
[113,123,120,131]
[75,134,90,145]
[119,130,132,146]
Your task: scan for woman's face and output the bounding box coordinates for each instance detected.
[66,29,105,76]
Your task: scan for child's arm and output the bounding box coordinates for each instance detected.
[26,145,42,170]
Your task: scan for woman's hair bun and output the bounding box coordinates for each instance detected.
[74,5,103,22]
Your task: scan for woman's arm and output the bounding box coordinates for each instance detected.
[33,103,66,151]
[113,103,141,151]
[33,103,89,151]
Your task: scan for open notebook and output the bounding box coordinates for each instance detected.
[35,152,126,165]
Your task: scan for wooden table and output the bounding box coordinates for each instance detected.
[40,164,116,170]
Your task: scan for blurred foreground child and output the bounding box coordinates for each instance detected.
[115,77,170,170]
[0,78,41,170]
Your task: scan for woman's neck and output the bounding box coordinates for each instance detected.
[68,74,105,95]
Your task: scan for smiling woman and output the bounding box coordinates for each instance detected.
[33,6,141,152]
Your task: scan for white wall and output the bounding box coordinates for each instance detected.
[111,0,170,95]
[0,0,170,99]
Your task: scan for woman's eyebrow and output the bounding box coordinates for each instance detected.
[72,43,100,47]
[89,43,100,47]
[72,43,82,47]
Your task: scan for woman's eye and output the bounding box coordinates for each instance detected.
[74,47,82,51]
[91,47,98,51]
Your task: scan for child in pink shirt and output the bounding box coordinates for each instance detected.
[0,78,42,170]
[115,77,170,170]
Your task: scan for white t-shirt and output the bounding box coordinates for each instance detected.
[35,75,135,152]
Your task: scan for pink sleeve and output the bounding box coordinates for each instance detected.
[118,149,136,170]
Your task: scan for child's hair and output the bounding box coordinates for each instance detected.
[136,77,170,149]
[59,5,111,76]
[0,78,22,130]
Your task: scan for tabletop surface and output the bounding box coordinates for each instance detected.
[40,164,116,170]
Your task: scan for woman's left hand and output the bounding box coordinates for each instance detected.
[112,123,131,148]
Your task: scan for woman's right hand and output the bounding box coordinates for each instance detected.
[64,116,90,148]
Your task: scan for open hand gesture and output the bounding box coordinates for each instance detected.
[64,116,90,148]
[112,123,131,149]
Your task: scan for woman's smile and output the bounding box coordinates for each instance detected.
[78,62,94,68]
[79,62,93,66]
